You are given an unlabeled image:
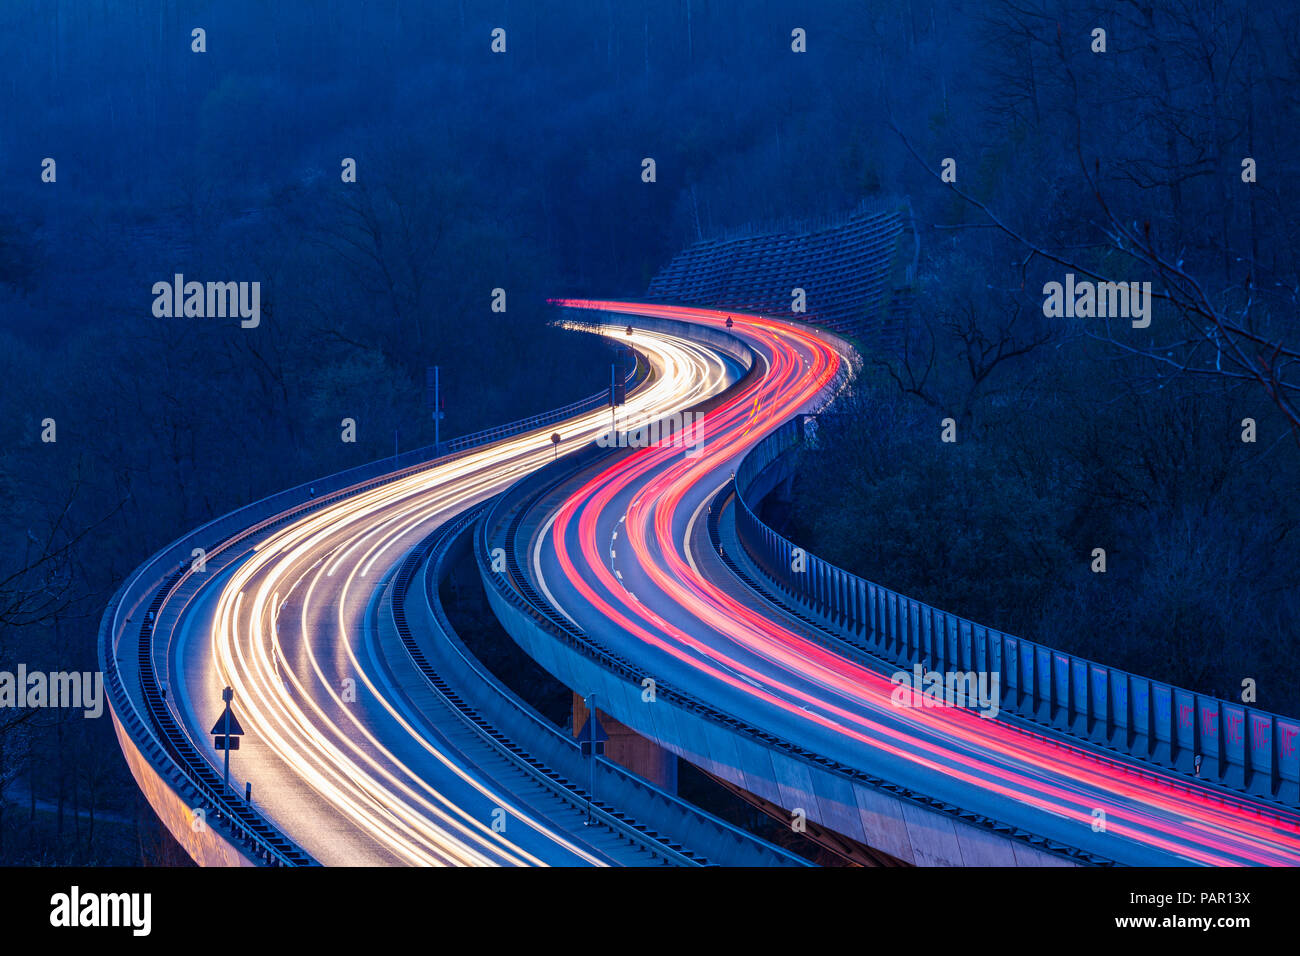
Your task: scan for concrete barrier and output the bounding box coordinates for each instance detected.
[398,511,811,866]
[477,317,1097,865]
[732,420,1300,808]
[100,357,649,865]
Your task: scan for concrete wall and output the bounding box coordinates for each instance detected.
[402,517,809,866]
[484,585,1080,867]
[572,694,677,793]
[111,713,257,867]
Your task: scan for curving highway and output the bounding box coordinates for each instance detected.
[115,294,1300,868]
[524,299,1300,866]
[163,326,742,865]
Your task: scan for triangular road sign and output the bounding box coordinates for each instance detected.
[210,709,245,737]
[577,714,608,745]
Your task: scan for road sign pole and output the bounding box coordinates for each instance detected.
[221,686,233,794]
[212,688,245,793]
[434,365,440,448]
[586,693,595,825]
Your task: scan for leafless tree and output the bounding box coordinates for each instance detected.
[892,0,1300,440]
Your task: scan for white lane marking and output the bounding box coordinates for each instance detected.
[532,509,584,629]
[683,476,733,576]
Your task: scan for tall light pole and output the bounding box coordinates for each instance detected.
[426,365,443,448]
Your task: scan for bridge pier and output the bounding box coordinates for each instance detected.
[573,693,677,793]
